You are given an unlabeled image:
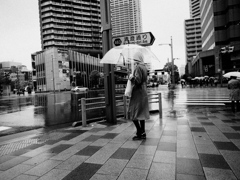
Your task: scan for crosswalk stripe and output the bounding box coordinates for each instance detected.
[176,100,231,103]
[175,97,230,106]
[176,102,225,106]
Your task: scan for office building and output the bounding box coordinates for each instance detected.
[110,0,143,37]
[38,0,102,58]
[31,48,103,91]
[190,0,240,77]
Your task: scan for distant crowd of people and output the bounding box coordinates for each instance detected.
[180,76,229,88]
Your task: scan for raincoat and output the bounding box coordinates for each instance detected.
[228,79,240,101]
[128,63,149,121]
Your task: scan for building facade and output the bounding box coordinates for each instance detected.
[31,48,103,91]
[185,0,202,75]
[185,18,202,62]
[0,61,22,70]
[110,0,143,37]
[38,0,102,58]
[188,0,240,78]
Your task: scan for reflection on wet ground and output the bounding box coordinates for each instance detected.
[0,89,126,128]
[0,85,231,129]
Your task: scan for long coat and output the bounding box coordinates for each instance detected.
[128,64,149,121]
[228,79,240,101]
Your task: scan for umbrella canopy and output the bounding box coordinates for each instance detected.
[223,72,240,78]
[192,77,200,80]
[100,44,160,65]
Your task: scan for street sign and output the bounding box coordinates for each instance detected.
[112,32,155,47]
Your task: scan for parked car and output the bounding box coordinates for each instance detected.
[71,86,89,93]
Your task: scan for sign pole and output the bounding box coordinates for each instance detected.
[100,0,116,124]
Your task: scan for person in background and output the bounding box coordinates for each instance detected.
[227,76,240,112]
[214,78,218,87]
[128,52,150,140]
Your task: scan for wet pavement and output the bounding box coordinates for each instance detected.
[0,85,240,179]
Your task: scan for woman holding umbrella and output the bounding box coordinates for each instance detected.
[228,76,240,112]
[128,51,149,140]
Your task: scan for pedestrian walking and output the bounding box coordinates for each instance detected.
[227,76,240,112]
[214,78,218,87]
[128,52,149,140]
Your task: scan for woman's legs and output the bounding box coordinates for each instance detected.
[140,120,146,139]
[237,101,240,111]
[132,120,146,140]
[132,120,141,140]
[231,101,235,112]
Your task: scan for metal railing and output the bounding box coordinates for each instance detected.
[72,93,162,127]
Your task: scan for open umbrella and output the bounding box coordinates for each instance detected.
[100,44,160,65]
[192,77,200,80]
[223,71,240,78]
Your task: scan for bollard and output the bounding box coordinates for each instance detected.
[158,93,162,118]
[81,98,87,127]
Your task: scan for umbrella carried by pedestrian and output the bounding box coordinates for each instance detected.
[223,71,240,79]
[180,79,186,88]
[100,44,160,66]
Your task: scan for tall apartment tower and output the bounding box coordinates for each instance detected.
[38,0,102,57]
[110,0,143,37]
[185,0,202,65]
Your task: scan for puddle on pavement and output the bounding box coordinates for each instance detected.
[166,109,188,118]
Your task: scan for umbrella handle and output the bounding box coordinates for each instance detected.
[118,53,125,66]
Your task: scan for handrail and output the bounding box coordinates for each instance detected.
[73,93,162,127]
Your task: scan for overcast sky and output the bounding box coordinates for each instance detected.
[0,0,190,70]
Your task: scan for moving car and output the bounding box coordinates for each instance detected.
[71,86,89,93]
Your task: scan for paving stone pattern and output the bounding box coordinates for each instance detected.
[0,107,240,180]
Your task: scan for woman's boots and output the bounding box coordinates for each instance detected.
[132,120,146,140]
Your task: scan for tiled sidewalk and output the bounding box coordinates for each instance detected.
[0,106,240,180]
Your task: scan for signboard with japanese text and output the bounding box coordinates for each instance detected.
[112,32,155,47]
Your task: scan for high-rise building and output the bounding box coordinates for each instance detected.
[38,0,102,58]
[191,0,240,77]
[185,18,202,62]
[110,0,143,37]
[185,0,202,73]
[189,0,201,18]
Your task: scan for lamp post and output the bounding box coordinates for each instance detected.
[100,0,117,124]
[159,36,175,87]
[51,55,55,93]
